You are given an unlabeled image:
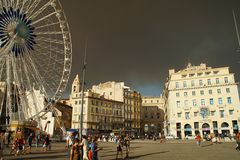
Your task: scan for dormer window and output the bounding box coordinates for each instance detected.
[213,71,219,74]
[182,74,187,78]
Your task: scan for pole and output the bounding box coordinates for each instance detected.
[232,9,240,48]
[80,39,88,140]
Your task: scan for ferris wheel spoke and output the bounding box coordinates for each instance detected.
[19,0,27,13]
[34,21,61,30]
[31,10,61,26]
[25,0,41,17]
[28,0,56,20]
[35,31,67,36]
[0,59,5,80]
[35,44,65,55]
[16,55,39,118]
[10,55,25,121]
[36,36,64,45]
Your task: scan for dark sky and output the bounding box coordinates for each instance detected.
[60,0,240,97]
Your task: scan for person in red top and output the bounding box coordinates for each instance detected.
[195,134,201,146]
[235,132,240,151]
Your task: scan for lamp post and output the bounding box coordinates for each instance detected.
[80,39,87,140]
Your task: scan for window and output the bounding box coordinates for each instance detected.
[192,99,197,106]
[75,101,78,105]
[191,80,195,87]
[192,91,196,96]
[176,82,179,88]
[229,110,234,115]
[217,89,221,94]
[207,79,211,85]
[184,100,188,107]
[194,122,199,129]
[224,77,229,83]
[194,112,198,117]
[211,111,215,116]
[200,90,204,95]
[226,88,230,93]
[216,78,220,84]
[201,99,205,105]
[184,92,188,97]
[210,98,214,105]
[209,90,212,95]
[183,81,187,88]
[199,80,203,86]
[218,98,223,105]
[177,113,182,118]
[220,110,224,118]
[176,101,180,107]
[227,97,232,104]
[185,112,190,119]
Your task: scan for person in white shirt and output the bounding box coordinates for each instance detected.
[80,135,89,160]
[66,132,75,158]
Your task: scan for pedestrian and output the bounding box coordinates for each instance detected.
[16,136,25,155]
[124,134,130,158]
[235,132,240,151]
[36,132,41,148]
[10,138,18,155]
[66,132,75,158]
[70,138,81,160]
[91,136,102,160]
[80,135,89,160]
[195,134,201,146]
[116,138,123,159]
[0,132,4,160]
[42,134,50,152]
[27,133,33,153]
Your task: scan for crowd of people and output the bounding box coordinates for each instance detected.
[0,130,53,159]
[194,132,240,150]
[66,132,131,160]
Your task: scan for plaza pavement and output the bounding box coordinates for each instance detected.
[2,140,239,160]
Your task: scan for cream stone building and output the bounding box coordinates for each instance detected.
[70,75,124,135]
[92,81,142,136]
[141,96,165,136]
[164,63,240,139]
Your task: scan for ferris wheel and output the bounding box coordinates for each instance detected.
[0,0,72,132]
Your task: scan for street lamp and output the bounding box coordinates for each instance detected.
[80,39,87,140]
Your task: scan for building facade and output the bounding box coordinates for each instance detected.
[164,63,240,139]
[141,96,165,136]
[70,76,124,135]
[92,81,142,136]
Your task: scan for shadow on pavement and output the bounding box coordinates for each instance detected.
[129,151,170,159]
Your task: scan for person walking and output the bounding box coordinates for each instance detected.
[66,132,75,158]
[91,136,102,160]
[27,133,33,153]
[124,135,130,158]
[235,132,240,151]
[70,138,81,160]
[35,132,41,148]
[195,134,201,146]
[0,133,4,160]
[42,135,50,152]
[80,135,89,160]
[116,138,123,159]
